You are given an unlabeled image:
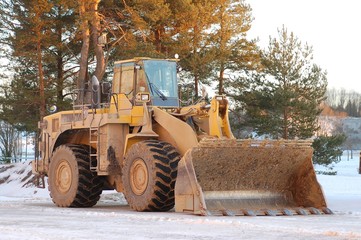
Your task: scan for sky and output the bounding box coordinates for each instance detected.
[246,0,361,93]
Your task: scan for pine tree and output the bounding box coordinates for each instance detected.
[48,1,78,110]
[0,0,76,131]
[209,0,258,95]
[113,0,172,58]
[237,26,327,139]
[312,134,346,174]
[174,0,217,99]
[0,0,53,130]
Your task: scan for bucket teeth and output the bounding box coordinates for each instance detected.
[221,210,235,216]
[200,207,332,216]
[296,208,308,215]
[264,210,278,216]
[243,210,256,216]
[282,209,293,216]
[308,207,322,215]
[322,207,333,214]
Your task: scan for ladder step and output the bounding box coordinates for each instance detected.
[89,127,100,172]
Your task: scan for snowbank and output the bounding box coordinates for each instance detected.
[0,152,361,239]
[316,151,361,214]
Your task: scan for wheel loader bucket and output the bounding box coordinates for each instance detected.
[175,138,331,216]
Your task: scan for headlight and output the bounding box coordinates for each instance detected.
[141,93,150,101]
[136,92,150,102]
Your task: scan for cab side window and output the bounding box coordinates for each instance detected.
[120,63,134,98]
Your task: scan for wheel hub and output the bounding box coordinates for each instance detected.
[56,160,72,193]
[130,158,148,195]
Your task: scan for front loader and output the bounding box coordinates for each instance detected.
[32,57,331,216]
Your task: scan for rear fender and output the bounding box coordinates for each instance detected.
[36,129,89,175]
[53,129,89,152]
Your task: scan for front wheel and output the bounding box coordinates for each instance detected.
[48,144,103,207]
[122,140,180,211]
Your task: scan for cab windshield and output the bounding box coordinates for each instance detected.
[143,60,178,101]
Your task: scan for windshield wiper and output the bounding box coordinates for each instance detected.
[144,72,168,101]
[149,82,167,101]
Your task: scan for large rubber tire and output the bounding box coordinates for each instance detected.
[48,144,103,207]
[122,140,180,212]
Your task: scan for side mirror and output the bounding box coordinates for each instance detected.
[201,85,208,99]
[101,82,111,94]
[91,76,100,108]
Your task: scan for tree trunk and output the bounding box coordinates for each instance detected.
[90,0,105,81]
[77,0,90,104]
[56,18,64,107]
[194,74,199,99]
[154,26,166,53]
[283,107,289,139]
[33,4,46,121]
[219,62,225,95]
[37,35,46,121]
[56,50,64,105]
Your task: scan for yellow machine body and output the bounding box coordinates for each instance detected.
[32,58,330,216]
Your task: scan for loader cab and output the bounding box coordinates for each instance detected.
[113,58,179,107]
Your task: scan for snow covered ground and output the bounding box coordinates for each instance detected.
[1,152,361,240]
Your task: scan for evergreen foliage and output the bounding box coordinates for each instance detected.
[0,1,332,162]
[210,0,259,95]
[312,134,346,174]
[175,0,218,99]
[233,26,327,139]
[0,0,258,128]
[0,0,76,131]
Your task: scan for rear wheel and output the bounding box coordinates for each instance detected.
[48,144,103,207]
[122,140,180,211]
